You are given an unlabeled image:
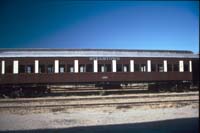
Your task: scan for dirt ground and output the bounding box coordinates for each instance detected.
[0,102,198,131]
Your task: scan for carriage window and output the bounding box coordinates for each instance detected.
[79,64,86,72]
[173,64,179,71]
[86,64,93,72]
[19,65,25,73]
[39,65,45,73]
[6,64,12,73]
[70,67,74,72]
[98,64,104,72]
[134,64,140,72]
[98,64,111,72]
[59,64,65,73]
[123,64,129,72]
[101,65,105,72]
[158,64,164,72]
[67,64,74,72]
[117,64,123,72]
[26,65,34,73]
[47,65,54,73]
[167,64,173,72]
[140,64,146,72]
[105,64,111,72]
[184,64,189,72]
[151,64,156,72]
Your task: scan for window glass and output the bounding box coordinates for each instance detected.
[158,64,164,72]
[151,64,156,72]
[167,64,173,72]
[6,64,12,73]
[70,67,74,72]
[19,65,25,73]
[79,64,86,72]
[140,64,146,72]
[47,65,54,73]
[123,66,127,72]
[134,64,140,72]
[59,64,65,73]
[173,64,179,71]
[184,64,189,72]
[98,64,104,72]
[86,64,93,72]
[26,65,33,73]
[123,64,129,72]
[39,65,45,73]
[67,64,73,72]
[117,64,123,72]
[105,64,111,72]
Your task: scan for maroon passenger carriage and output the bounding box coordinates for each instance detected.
[0,49,199,97]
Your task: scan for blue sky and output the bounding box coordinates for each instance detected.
[0,1,199,53]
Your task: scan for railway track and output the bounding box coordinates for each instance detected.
[47,86,199,97]
[0,92,198,103]
[0,99,198,109]
[50,86,148,92]
[0,92,198,109]
[48,87,149,96]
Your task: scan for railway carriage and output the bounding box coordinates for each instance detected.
[0,49,199,97]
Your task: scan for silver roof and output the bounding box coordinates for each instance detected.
[0,49,198,58]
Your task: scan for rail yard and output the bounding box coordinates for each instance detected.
[0,91,198,113]
[0,49,199,131]
[0,49,199,97]
[0,91,198,131]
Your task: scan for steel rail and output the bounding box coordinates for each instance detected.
[0,93,198,103]
[0,99,198,109]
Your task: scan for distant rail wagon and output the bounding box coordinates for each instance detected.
[0,49,199,97]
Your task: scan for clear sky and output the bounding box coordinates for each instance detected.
[0,1,199,53]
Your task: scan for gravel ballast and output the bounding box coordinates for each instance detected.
[0,102,198,131]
